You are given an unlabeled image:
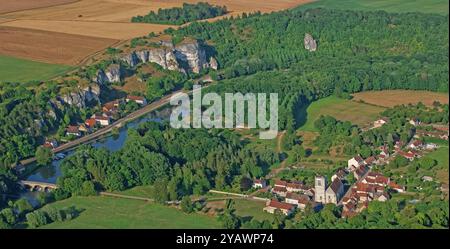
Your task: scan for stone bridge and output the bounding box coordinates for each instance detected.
[19,180,58,192]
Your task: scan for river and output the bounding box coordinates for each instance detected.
[24,107,173,185]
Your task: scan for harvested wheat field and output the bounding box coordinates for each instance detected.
[1,0,313,22]
[352,90,449,107]
[1,19,173,39]
[0,26,117,65]
[0,0,77,14]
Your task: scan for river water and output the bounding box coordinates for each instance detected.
[25,107,173,185]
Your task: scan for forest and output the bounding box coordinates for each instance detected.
[131,2,228,25]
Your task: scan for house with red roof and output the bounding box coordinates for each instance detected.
[272,186,288,197]
[66,125,81,137]
[252,178,267,189]
[263,200,295,215]
[285,192,310,210]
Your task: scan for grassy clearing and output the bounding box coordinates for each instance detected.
[298,0,449,15]
[424,147,449,184]
[114,185,154,198]
[39,196,219,229]
[298,96,385,131]
[0,55,71,83]
[352,90,449,108]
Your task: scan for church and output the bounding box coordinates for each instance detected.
[314,176,345,204]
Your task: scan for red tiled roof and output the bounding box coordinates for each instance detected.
[85,118,96,127]
[272,186,287,193]
[267,200,294,210]
[286,192,310,204]
[274,180,288,187]
[127,95,145,101]
[365,156,376,164]
[66,125,79,133]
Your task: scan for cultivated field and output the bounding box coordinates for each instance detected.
[0,26,117,65]
[40,196,219,229]
[0,55,71,83]
[0,0,77,14]
[1,20,173,40]
[352,90,449,108]
[298,0,449,14]
[298,96,386,131]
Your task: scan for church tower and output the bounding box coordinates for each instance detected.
[314,176,327,203]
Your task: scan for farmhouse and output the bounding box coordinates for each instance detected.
[274,180,288,188]
[398,151,416,161]
[252,178,267,189]
[43,139,58,149]
[85,118,97,128]
[66,125,81,137]
[272,186,288,197]
[409,140,423,150]
[348,155,365,171]
[285,193,310,210]
[126,95,147,105]
[263,200,295,215]
[286,181,304,192]
[92,114,111,126]
[373,117,389,128]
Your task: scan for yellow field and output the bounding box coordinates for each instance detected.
[1,19,173,40]
[352,90,449,107]
[0,0,311,65]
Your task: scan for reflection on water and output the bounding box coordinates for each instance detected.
[25,108,171,184]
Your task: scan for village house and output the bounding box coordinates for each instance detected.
[286,181,304,192]
[263,200,295,215]
[252,178,267,189]
[92,114,111,126]
[78,123,91,133]
[66,125,81,137]
[102,100,121,113]
[126,95,147,105]
[353,165,369,180]
[364,156,377,166]
[85,118,97,129]
[272,186,288,197]
[274,180,288,188]
[285,192,311,210]
[314,176,344,205]
[389,182,405,193]
[331,168,347,182]
[373,117,389,128]
[409,140,424,150]
[347,155,365,171]
[398,150,417,161]
[43,139,58,149]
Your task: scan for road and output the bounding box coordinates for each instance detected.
[16,86,206,168]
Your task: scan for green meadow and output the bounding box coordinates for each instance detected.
[298,96,385,131]
[298,0,449,14]
[0,55,71,83]
[40,196,219,229]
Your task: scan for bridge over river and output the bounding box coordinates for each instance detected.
[19,180,58,192]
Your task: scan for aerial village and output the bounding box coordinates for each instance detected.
[257,116,448,217]
[43,95,147,152]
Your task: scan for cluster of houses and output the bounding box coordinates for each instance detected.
[342,172,404,218]
[64,96,147,138]
[257,179,318,216]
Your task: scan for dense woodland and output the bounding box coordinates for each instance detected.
[57,122,279,199]
[131,2,228,25]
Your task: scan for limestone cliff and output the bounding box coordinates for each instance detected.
[304,33,317,52]
[118,39,217,73]
[94,64,124,85]
[60,84,100,108]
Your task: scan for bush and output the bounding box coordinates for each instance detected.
[26,210,49,228]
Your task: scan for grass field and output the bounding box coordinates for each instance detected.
[424,147,449,184]
[0,55,71,82]
[40,196,220,229]
[298,96,385,131]
[298,0,449,14]
[352,90,449,108]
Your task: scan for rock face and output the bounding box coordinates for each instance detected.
[94,64,124,85]
[61,84,100,108]
[304,33,317,52]
[174,41,209,73]
[209,57,218,70]
[118,40,217,74]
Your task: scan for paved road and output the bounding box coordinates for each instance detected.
[16,86,207,168]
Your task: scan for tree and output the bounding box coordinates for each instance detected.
[35,146,53,166]
[180,196,194,213]
[153,179,169,204]
[26,210,48,228]
[14,198,33,216]
[218,199,240,229]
